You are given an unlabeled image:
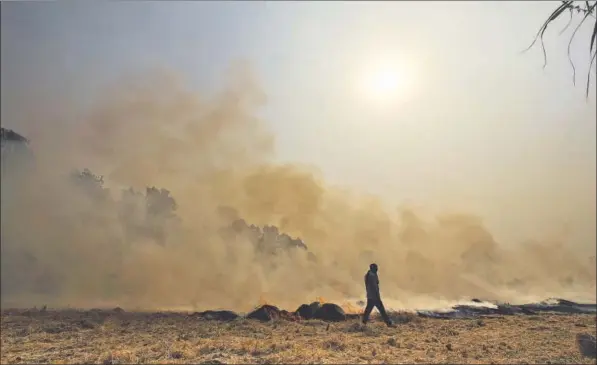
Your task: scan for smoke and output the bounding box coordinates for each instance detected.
[1,66,595,312]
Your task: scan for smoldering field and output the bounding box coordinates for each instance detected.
[1,68,595,313]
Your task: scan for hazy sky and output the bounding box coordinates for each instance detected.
[2,1,595,247]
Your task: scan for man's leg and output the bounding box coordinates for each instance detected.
[375,299,393,326]
[362,299,375,324]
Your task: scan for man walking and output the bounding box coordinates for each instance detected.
[362,263,394,326]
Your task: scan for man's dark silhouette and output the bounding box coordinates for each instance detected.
[362,263,393,326]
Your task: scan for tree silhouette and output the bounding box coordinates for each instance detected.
[70,168,109,202]
[0,127,29,144]
[1,127,34,177]
[1,127,310,254]
[145,187,178,219]
[118,186,180,246]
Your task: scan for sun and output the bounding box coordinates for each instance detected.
[366,68,400,97]
[359,59,413,104]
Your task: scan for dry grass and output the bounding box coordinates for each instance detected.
[1,308,595,364]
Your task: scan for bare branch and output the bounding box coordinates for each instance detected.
[523,1,574,70]
[586,51,596,97]
[559,9,574,35]
[526,1,597,98]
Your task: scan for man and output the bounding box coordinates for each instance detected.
[362,263,394,326]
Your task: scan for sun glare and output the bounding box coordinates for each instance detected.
[359,59,414,105]
[367,68,400,96]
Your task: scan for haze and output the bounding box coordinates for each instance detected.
[1,1,595,311]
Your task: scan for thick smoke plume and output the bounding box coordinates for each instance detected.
[1,67,595,312]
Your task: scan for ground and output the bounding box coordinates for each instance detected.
[1,308,595,364]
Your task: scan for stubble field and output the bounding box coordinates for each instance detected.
[1,307,596,364]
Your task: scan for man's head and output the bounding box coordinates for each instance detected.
[369,263,378,273]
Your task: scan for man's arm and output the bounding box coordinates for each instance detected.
[373,275,380,298]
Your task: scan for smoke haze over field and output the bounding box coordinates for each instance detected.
[1,68,595,312]
[1,2,596,312]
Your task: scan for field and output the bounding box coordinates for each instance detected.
[1,307,596,364]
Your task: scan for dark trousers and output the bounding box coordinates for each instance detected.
[362,297,392,325]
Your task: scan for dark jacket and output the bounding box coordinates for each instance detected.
[364,270,381,300]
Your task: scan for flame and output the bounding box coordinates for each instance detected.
[316,296,363,314]
[341,301,363,315]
